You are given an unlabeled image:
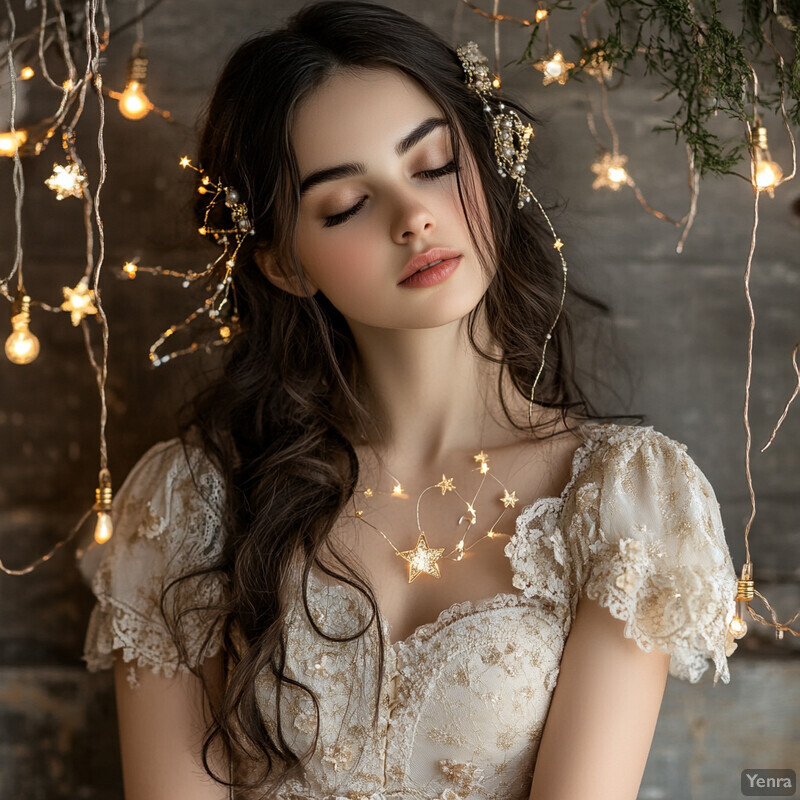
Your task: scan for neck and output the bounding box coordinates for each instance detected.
[345,309,544,474]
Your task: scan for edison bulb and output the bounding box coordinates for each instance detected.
[118,80,151,120]
[755,158,782,191]
[728,598,749,639]
[5,324,40,364]
[94,511,113,544]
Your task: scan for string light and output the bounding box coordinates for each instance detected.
[0,129,27,157]
[93,470,114,544]
[729,562,753,639]
[750,121,783,195]
[535,9,548,23]
[129,156,254,367]
[117,42,151,120]
[580,42,614,82]
[352,449,520,583]
[45,162,88,200]
[19,66,34,80]
[61,278,99,326]
[5,293,40,365]
[534,51,574,86]
[591,151,631,190]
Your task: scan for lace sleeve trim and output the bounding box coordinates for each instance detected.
[579,426,739,686]
[82,438,228,689]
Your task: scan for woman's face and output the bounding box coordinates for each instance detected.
[282,67,493,330]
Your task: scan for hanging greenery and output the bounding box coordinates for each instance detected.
[504,0,800,176]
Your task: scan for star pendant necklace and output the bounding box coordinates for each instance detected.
[349,448,521,583]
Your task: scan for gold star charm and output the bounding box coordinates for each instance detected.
[553,238,564,251]
[534,51,575,86]
[436,474,456,495]
[61,280,98,326]
[473,450,488,464]
[501,489,519,508]
[396,532,445,582]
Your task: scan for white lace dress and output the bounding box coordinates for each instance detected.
[80,422,740,800]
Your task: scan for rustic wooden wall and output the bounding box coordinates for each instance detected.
[1,0,798,796]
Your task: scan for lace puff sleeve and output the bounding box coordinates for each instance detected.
[81,438,229,689]
[568,425,740,687]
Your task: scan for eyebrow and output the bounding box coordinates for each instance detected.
[299,116,449,197]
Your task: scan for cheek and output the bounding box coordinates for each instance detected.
[296,223,382,293]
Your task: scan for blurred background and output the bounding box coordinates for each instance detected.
[0,0,798,797]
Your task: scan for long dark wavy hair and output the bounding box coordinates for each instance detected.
[160,0,641,795]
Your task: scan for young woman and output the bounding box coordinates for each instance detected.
[81,2,739,798]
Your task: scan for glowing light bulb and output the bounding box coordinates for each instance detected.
[5,327,40,364]
[755,158,782,191]
[0,129,27,157]
[729,598,749,639]
[534,51,574,86]
[20,66,34,80]
[94,470,114,543]
[122,261,138,278]
[5,294,40,365]
[492,76,501,89]
[392,482,404,496]
[119,80,151,120]
[45,162,87,200]
[535,9,548,22]
[591,152,630,191]
[607,166,628,184]
[545,60,563,78]
[751,123,783,195]
[94,511,113,544]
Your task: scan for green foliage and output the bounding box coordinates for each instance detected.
[514,0,799,176]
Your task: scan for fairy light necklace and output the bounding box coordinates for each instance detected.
[348,448,520,583]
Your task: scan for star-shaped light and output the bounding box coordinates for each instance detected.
[591,152,630,191]
[436,474,456,495]
[45,162,87,200]
[581,42,614,81]
[473,450,488,464]
[397,532,445,582]
[179,155,191,168]
[553,238,564,251]
[501,489,519,508]
[534,51,574,86]
[61,280,98,326]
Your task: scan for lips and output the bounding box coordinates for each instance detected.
[398,247,462,284]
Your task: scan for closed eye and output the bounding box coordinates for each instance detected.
[322,159,459,228]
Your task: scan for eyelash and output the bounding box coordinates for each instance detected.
[322,160,459,228]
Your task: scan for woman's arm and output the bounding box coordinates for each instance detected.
[528,591,671,800]
[113,651,230,800]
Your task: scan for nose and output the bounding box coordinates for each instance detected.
[390,191,436,244]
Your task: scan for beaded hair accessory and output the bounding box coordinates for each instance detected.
[456,41,569,425]
[128,157,255,366]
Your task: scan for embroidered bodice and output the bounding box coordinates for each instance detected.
[79,422,739,800]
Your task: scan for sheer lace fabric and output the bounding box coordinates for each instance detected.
[81,422,739,800]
